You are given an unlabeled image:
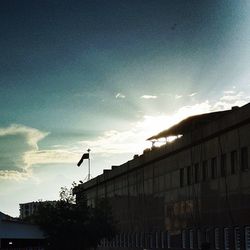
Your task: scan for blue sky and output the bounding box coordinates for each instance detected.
[1,0,250,216]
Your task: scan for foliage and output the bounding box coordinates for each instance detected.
[31,185,116,250]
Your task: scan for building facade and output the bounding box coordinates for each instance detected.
[75,103,250,250]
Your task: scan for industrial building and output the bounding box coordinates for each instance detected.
[74,103,250,250]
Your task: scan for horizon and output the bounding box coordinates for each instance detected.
[1,0,250,217]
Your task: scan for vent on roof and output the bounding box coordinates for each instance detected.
[133,154,139,159]
[232,106,239,110]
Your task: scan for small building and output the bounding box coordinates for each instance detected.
[19,201,56,219]
[0,211,45,249]
[74,103,250,250]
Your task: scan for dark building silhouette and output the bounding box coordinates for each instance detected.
[74,103,250,250]
[19,201,57,219]
[0,211,44,249]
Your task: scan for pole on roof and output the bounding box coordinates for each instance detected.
[87,148,91,181]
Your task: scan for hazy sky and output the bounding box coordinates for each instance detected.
[1,0,250,216]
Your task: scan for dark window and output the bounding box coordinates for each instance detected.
[230,150,237,174]
[180,168,184,187]
[211,157,217,179]
[221,154,227,177]
[187,166,191,185]
[194,163,199,183]
[202,161,208,181]
[241,147,248,171]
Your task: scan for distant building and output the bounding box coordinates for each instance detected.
[0,211,44,249]
[19,201,56,219]
[74,103,250,250]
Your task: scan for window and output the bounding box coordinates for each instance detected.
[150,233,153,248]
[155,232,159,248]
[180,168,184,187]
[161,232,165,248]
[194,163,199,183]
[234,227,240,250]
[245,226,250,250]
[215,228,220,250]
[187,166,191,185]
[189,230,194,249]
[231,150,238,174]
[241,147,248,171]
[221,154,227,177]
[140,232,144,248]
[202,161,208,181]
[197,229,201,249]
[224,228,230,250]
[205,228,210,243]
[211,157,217,179]
[182,230,186,248]
[167,232,171,248]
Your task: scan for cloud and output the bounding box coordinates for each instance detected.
[1,90,249,181]
[0,124,49,180]
[0,124,82,180]
[223,90,235,94]
[175,94,183,99]
[212,91,249,111]
[0,124,48,149]
[0,169,32,180]
[220,91,243,101]
[115,93,126,99]
[24,149,79,166]
[77,101,212,156]
[189,92,198,97]
[76,91,250,157]
[140,95,158,99]
[27,90,250,162]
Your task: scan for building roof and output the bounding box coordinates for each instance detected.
[0,211,44,239]
[147,109,235,141]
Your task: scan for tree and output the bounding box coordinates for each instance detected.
[31,185,116,250]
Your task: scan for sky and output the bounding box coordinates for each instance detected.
[1,0,250,217]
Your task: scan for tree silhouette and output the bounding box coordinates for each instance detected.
[31,185,116,250]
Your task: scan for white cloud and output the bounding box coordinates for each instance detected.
[0,124,49,150]
[189,92,198,97]
[220,91,243,101]
[29,90,249,164]
[0,124,49,180]
[76,91,250,157]
[0,169,32,181]
[140,95,158,99]
[212,91,249,111]
[24,149,79,166]
[223,90,235,94]
[77,101,212,156]
[1,90,249,181]
[175,94,183,99]
[115,93,126,99]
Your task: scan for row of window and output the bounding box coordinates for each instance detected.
[100,226,250,250]
[99,231,170,249]
[180,147,249,187]
[182,227,250,250]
